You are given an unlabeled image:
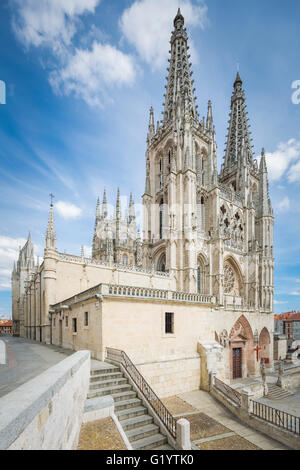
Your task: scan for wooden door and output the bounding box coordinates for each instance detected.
[233,348,242,379]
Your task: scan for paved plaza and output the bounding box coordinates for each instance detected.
[0,336,71,398]
[163,391,290,450]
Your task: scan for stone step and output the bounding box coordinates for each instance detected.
[121,414,154,431]
[117,406,147,421]
[89,377,128,390]
[90,365,119,376]
[267,385,293,399]
[110,390,137,403]
[153,444,174,451]
[126,424,159,443]
[115,398,142,412]
[132,433,167,451]
[90,371,123,382]
[87,383,132,399]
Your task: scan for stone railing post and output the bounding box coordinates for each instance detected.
[209,371,217,391]
[176,418,191,450]
[167,290,173,301]
[241,389,255,414]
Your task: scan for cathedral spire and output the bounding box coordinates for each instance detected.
[116,187,121,219]
[102,189,108,219]
[162,9,198,125]
[223,72,253,169]
[258,148,273,217]
[129,193,136,224]
[46,198,56,250]
[95,197,100,225]
[148,107,155,141]
[206,100,213,132]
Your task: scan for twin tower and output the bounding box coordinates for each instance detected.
[91,9,274,308]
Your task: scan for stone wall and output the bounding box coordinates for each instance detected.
[138,355,201,398]
[274,335,287,360]
[0,350,90,450]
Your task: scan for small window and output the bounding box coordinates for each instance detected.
[53,317,56,327]
[73,318,77,333]
[84,312,89,327]
[65,316,68,327]
[165,312,174,334]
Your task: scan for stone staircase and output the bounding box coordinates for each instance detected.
[267,384,294,400]
[87,362,173,450]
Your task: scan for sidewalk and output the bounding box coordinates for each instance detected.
[0,336,72,398]
[163,390,290,450]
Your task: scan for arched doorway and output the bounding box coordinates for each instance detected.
[230,316,255,380]
[259,328,271,366]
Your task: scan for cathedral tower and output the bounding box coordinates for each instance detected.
[142,9,216,292]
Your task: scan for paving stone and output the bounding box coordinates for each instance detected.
[176,412,231,441]
[162,396,197,415]
[78,417,126,450]
[197,435,261,451]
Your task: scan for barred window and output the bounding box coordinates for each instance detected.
[84,312,89,327]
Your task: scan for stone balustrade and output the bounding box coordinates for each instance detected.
[57,252,170,278]
[52,283,216,311]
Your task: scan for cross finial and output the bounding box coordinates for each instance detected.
[49,193,55,207]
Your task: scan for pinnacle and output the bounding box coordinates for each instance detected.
[235,71,242,85]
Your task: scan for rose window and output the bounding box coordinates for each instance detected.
[224,265,235,294]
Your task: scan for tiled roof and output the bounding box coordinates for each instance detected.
[274,312,300,322]
[0,320,12,327]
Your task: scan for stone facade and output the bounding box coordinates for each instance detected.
[12,10,275,395]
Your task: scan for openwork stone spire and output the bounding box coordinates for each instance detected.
[224,73,253,168]
[46,200,56,250]
[162,9,198,124]
[258,148,273,217]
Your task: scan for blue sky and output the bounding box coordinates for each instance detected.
[0,0,300,317]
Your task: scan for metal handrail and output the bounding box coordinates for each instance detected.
[106,347,177,439]
[214,377,242,407]
[251,400,300,436]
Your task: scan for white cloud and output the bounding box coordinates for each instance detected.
[83,245,92,258]
[119,0,208,70]
[263,139,300,182]
[274,300,288,305]
[277,196,290,212]
[12,0,100,55]
[290,291,300,296]
[50,41,136,107]
[55,201,82,219]
[288,159,300,183]
[12,0,137,108]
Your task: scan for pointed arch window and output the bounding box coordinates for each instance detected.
[159,159,163,189]
[197,267,201,294]
[159,199,163,240]
[157,253,166,273]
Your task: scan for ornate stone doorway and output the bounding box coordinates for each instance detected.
[230,316,255,380]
